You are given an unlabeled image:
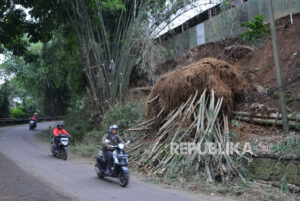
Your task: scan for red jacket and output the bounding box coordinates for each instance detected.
[53,128,70,137]
[31,115,37,121]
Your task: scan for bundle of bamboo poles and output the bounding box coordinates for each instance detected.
[128,90,247,183]
[234,111,300,129]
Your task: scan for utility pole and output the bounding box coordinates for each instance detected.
[267,0,289,133]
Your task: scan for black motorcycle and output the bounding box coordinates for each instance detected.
[95,141,130,187]
[51,134,69,160]
[29,120,37,130]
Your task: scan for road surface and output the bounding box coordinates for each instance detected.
[0,122,232,201]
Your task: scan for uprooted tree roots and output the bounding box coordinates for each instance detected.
[128,90,250,183]
[145,57,247,122]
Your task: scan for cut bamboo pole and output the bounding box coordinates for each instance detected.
[147,95,159,104]
[234,111,300,121]
[238,116,299,128]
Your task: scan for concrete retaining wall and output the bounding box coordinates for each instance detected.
[163,0,300,58]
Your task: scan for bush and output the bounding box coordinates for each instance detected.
[63,105,95,143]
[100,102,145,132]
[240,15,270,46]
[10,106,27,118]
[62,102,144,146]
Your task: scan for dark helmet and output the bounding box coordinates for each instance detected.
[57,122,63,130]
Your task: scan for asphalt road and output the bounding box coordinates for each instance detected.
[0,122,232,201]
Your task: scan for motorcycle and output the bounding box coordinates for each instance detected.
[51,134,69,160]
[95,140,130,187]
[29,120,37,130]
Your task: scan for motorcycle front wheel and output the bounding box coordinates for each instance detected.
[62,149,68,160]
[119,172,129,187]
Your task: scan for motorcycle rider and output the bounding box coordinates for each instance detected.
[102,125,123,175]
[31,113,38,121]
[52,122,70,151]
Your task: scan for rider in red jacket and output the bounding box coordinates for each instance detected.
[52,122,70,151]
[31,113,38,121]
[53,122,70,137]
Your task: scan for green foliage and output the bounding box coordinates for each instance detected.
[0,82,10,118]
[271,138,300,155]
[280,175,289,193]
[220,0,231,11]
[0,0,67,56]
[100,102,145,132]
[240,15,271,46]
[0,31,86,116]
[9,105,26,118]
[98,0,126,12]
[63,105,95,143]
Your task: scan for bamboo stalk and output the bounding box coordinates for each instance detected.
[234,111,300,121]
[147,95,159,104]
[127,126,152,131]
[238,116,299,128]
[159,95,192,131]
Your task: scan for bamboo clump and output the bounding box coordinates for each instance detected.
[128,90,249,183]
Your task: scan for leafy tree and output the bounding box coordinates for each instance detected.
[240,15,271,46]
[0,0,69,57]
[0,81,10,118]
[1,32,86,116]
[9,104,27,118]
[0,0,210,119]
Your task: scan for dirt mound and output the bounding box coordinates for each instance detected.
[157,14,300,113]
[146,58,246,120]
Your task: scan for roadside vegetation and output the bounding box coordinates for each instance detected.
[1,0,300,200]
[38,101,145,158]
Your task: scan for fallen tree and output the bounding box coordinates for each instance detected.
[129,89,251,183]
[145,58,247,125]
[127,58,251,183]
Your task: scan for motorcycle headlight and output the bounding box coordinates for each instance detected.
[118,143,124,150]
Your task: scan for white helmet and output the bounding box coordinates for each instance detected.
[109,125,118,132]
[34,113,37,115]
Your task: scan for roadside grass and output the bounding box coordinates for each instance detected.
[271,135,300,155]
[37,127,53,142]
[134,171,299,201]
